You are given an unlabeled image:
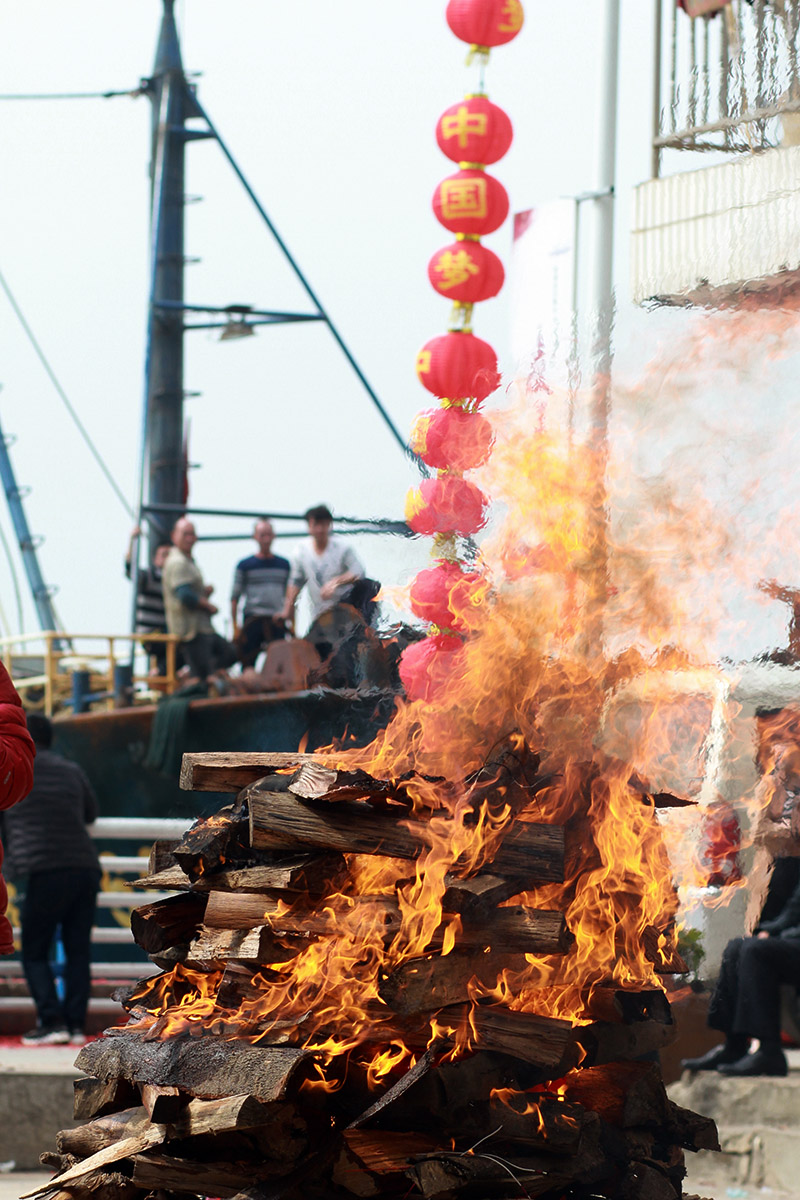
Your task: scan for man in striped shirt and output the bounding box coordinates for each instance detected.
[230,520,291,667]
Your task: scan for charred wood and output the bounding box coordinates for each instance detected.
[441,873,521,922]
[173,807,250,883]
[332,1130,441,1196]
[584,985,673,1026]
[130,893,208,955]
[577,1019,677,1066]
[149,840,181,875]
[665,1099,720,1152]
[562,1062,668,1128]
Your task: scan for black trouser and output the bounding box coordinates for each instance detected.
[237,615,286,668]
[21,867,101,1030]
[181,632,237,681]
[708,935,800,1041]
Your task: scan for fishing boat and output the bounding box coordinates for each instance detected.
[0,0,417,822]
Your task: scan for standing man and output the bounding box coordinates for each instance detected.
[162,517,236,681]
[2,714,97,1045]
[280,505,365,632]
[230,520,291,667]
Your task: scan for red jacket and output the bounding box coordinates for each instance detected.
[0,665,35,953]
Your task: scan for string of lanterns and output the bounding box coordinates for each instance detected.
[400,0,524,702]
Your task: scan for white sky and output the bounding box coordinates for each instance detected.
[0,1,797,660]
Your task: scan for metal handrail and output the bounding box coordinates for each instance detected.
[0,629,181,715]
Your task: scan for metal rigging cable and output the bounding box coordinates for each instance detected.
[0,89,141,101]
[0,266,135,520]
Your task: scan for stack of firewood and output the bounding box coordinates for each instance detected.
[29,744,719,1200]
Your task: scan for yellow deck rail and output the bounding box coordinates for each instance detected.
[0,630,181,716]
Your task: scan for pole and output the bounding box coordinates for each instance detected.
[145,0,191,563]
[585,0,620,655]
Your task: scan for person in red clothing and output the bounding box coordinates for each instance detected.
[0,663,36,954]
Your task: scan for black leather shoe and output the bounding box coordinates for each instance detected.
[681,1043,745,1072]
[717,1048,788,1077]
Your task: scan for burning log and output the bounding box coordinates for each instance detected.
[173,805,249,882]
[440,872,521,920]
[378,951,530,1014]
[560,1061,668,1128]
[333,1130,442,1195]
[248,787,565,881]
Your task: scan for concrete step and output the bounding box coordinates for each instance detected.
[0,1044,82,1170]
[670,1050,800,1198]
[670,1050,800,1128]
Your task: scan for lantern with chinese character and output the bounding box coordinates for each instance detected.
[427,240,504,303]
[433,168,509,237]
[436,95,513,165]
[409,559,483,631]
[399,632,465,704]
[446,0,524,48]
[411,406,494,472]
[416,332,499,402]
[406,475,488,536]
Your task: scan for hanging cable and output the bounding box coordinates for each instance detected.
[0,266,136,520]
[0,89,142,101]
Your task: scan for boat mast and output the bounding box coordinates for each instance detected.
[144,0,193,560]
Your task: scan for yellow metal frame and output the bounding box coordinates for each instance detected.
[0,630,181,716]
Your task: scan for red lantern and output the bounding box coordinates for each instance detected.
[411,407,494,472]
[427,240,504,304]
[409,560,483,631]
[399,633,464,704]
[436,96,513,165]
[446,0,524,47]
[405,475,488,537]
[416,332,499,402]
[432,169,509,237]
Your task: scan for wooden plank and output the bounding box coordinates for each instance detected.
[20,1127,166,1196]
[132,1153,257,1198]
[191,852,348,896]
[57,1106,151,1157]
[75,1032,313,1105]
[181,751,331,793]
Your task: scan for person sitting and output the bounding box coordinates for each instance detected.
[230,520,290,668]
[161,518,236,683]
[280,504,365,633]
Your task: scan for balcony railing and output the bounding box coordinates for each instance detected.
[653,0,800,175]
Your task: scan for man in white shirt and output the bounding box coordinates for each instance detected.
[281,505,364,632]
